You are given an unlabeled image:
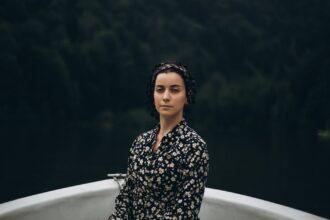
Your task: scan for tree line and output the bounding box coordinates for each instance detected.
[0,0,329,134]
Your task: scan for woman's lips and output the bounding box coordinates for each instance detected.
[160,105,172,108]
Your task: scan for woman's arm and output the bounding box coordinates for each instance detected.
[108,139,137,220]
[163,141,210,219]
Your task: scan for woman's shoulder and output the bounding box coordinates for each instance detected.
[179,126,209,167]
[174,125,208,161]
[184,126,207,148]
[128,128,156,153]
[132,128,155,144]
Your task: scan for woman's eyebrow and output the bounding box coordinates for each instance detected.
[155,84,182,87]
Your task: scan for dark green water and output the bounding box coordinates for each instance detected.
[1,123,329,218]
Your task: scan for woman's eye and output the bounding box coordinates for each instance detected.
[155,88,180,93]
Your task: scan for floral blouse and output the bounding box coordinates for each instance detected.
[108,118,209,220]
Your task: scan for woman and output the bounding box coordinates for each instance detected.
[108,61,209,219]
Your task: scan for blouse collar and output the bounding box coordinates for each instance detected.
[152,117,187,139]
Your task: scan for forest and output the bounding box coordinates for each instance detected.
[1,0,329,133]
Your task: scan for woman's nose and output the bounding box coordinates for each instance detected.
[163,90,170,101]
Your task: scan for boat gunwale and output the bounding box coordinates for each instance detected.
[203,188,327,220]
[0,180,327,220]
[0,180,120,217]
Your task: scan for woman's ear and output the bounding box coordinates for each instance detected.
[184,98,189,106]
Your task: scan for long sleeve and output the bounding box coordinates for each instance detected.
[108,140,137,220]
[163,141,210,220]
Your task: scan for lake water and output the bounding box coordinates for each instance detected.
[1,122,329,218]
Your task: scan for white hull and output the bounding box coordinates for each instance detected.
[0,179,327,220]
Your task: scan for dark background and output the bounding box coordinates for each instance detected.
[0,0,329,218]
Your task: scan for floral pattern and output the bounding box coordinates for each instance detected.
[108,118,209,220]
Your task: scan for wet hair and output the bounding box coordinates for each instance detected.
[146,61,197,119]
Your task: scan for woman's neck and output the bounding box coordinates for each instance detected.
[158,114,184,137]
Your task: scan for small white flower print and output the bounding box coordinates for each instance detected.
[111,119,209,219]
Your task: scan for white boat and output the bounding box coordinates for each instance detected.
[0,175,327,220]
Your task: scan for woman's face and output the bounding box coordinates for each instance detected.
[153,72,188,119]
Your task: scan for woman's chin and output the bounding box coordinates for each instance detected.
[159,111,182,119]
[159,113,173,117]
[158,110,172,115]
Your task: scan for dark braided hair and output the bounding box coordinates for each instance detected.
[146,61,197,120]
